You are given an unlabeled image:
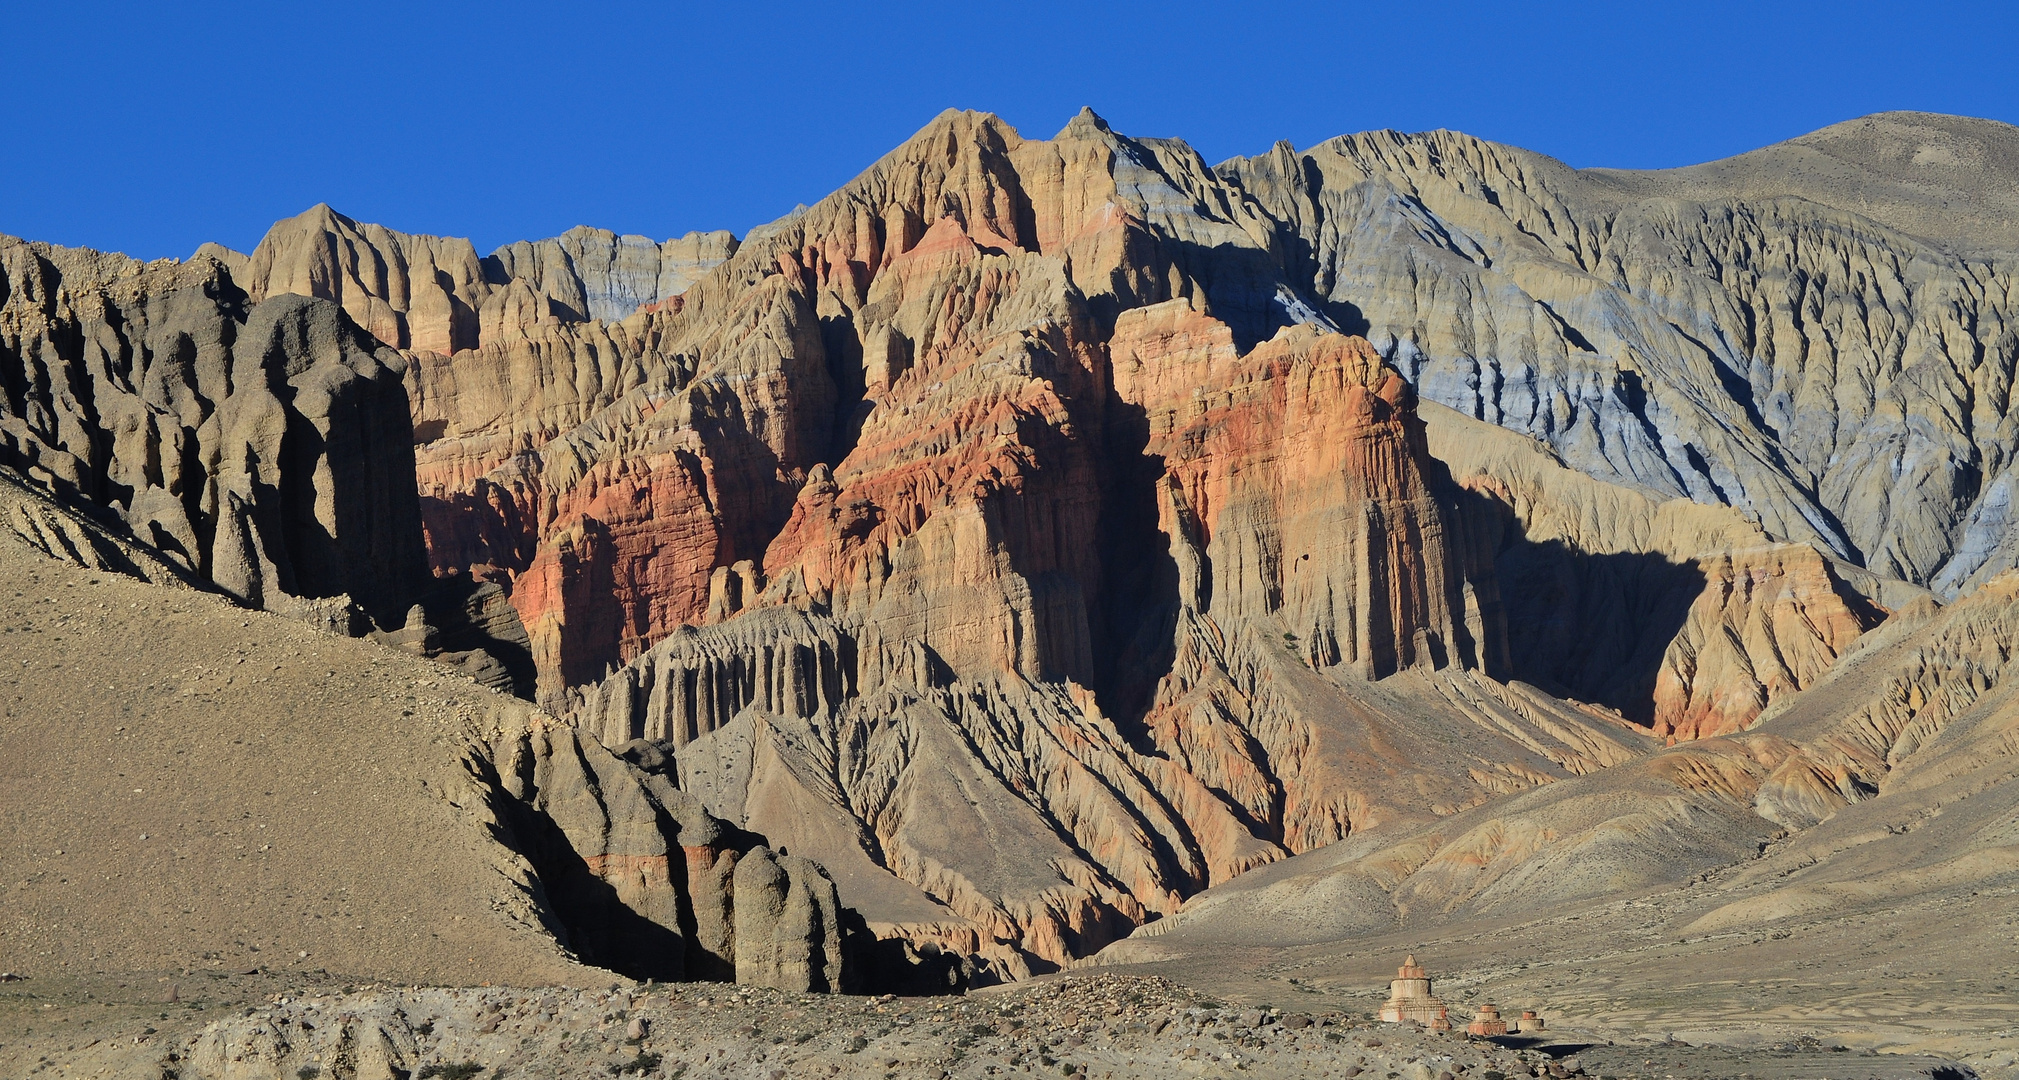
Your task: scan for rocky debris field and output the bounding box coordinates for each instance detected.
[2,973,1981,1080]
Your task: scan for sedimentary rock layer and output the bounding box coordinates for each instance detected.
[369,109,2019,722]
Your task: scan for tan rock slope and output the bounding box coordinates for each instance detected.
[0,471,933,994]
[1091,571,2019,1067]
[0,481,578,987]
[1595,111,2019,254]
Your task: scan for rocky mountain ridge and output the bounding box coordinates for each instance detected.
[200,206,737,354]
[1219,113,2019,595]
[6,106,2018,993]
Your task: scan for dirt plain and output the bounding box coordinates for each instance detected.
[1,970,1984,1080]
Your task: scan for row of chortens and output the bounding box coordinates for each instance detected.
[1380,956,1547,1037]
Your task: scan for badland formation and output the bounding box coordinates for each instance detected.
[3,107,2017,1079]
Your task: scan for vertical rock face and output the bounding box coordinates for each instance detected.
[0,238,427,619]
[1112,308,1499,679]
[730,845,848,991]
[376,108,2019,724]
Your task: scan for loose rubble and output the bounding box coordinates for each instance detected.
[156,975,1581,1080]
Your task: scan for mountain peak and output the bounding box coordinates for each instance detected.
[1056,106,1112,140]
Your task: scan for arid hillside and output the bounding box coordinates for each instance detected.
[1090,568,2019,1072]
[4,110,2018,1060]
[0,468,951,999]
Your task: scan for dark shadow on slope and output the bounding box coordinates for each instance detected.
[471,754,689,981]
[1150,235,1325,353]
[850,930,984,994]
[1669,320,1778,444]
[819,312,872,467]
[1535,299,1598,353]
[616,737,973,994]
[1486,1036,1599,1058]
[1322,297,1373,338]
[1089,388,1183,748]
[1451,484,1705,726]
[417,478,539,581]
[1076,226,1350,725]
[1248,154,1374,339]
[375,575,540,698]
[0,465,218,592]
[1611,368,1696,498]
[1499,537,1704,726]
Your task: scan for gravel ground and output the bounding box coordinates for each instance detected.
[1,972,1980,1080]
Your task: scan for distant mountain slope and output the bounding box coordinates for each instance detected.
[199,204,736,354]
[1221,110,2019,595]
[1594,111,2019,254]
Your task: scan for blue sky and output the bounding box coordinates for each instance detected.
[4,0,2015,260]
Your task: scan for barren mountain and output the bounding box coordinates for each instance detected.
[362,108,2016,973]
[5,106,2019,1079]
[1223,111,2019,596]
[96,111,1658,977]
